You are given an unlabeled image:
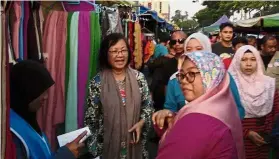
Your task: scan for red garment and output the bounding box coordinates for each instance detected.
[223,58,232,70]
[4,8,16,158]
[242,91,279,159]
[128,22,134,68]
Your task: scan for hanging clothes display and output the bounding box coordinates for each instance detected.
[77,12,90,128]
[62,1,95,12]
[133,21,143,70]
[2,2,16,159]
[128,21,135,68]
[38,11,68,150]
[1,6,4,157]
[27,2,43,62]
[65,12,79,133]
[23,2,29,60]
[143,39,155,63]
[12,2,20,60]
[19,1,24,61]
[89,12,100,80]
[101,7,123,38]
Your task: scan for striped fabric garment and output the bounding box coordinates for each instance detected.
[242,91,279,159]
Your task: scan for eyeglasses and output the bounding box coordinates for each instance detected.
[109,49,128,56]
[176,72,200,83]
[169,39,186,46]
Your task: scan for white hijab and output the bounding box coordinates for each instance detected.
[178,33,212,70]
[184,32,212,53]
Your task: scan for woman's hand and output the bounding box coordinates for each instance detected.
[128,119,145,144]
[248,131,267,146]
[66,131,87,158]
[152,109,175,129]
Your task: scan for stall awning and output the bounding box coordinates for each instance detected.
[139,6,166,23]
[203,15,231,33]
[236,13,279,28]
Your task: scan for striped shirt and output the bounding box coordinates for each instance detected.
[242,91,279,159]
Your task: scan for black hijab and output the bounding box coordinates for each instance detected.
[10,60,54,134]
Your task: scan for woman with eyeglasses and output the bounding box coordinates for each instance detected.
[228,45,279,159]
[152,33,245,134]
[84,33,154,159]
[156,51,245,159]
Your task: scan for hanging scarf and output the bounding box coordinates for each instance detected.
[161,51,245,159]
[77,12,90,128]
[228,45,275,118]
[133,22,142,70]
[65,12,79,132]
[100,67,142,159]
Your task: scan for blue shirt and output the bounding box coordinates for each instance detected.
[153,44,168,59]
[164,73,245,119]
[164,73,185,112]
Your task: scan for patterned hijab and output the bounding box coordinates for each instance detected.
[162,51,245,159]
[228,45,275,118]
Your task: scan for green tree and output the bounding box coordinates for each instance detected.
[193,1,279,28]
[177,19,199,32]
[171,10,198,32]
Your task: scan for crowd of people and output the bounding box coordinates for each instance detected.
[9,22,279,159]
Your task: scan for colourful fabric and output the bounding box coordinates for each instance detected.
[157,114,238,159]
[23,2,29,60]
[3,8,16,158]
[77,12,90,128]
[144,41,155,63]
[10,109,52,159]
[12,2,21,60]
[87,12,100,99]
[128,22,134,68]
[19,1,24,61]
[65,12,79,132]
[133,21,143,70]
[228,45,276,118]
[62,1,95,12]
[65,12,73,102]
[38,11,68,150]
[89,12,100,79]
[84,71,154,158]
[161,51,245,159]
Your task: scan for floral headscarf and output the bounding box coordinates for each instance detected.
[182,51,226,90]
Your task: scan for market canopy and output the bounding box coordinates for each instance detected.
[235,13,279,28]
[139,6,166,23]
[203,15,231,33]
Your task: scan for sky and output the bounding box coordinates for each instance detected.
[169,0,205,19]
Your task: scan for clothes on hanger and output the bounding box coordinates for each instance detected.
[65,12,79,133]
[77,12,90,128]
[133,21,143,70]
[38,11,68,150]
[101,7,123,38]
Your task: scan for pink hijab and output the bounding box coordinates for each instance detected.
[228,45,275,118]
[162,51,245,159]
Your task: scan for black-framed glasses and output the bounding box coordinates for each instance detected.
[109,49,128,56]
[169,39,186,46]
[176,72,200,83]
